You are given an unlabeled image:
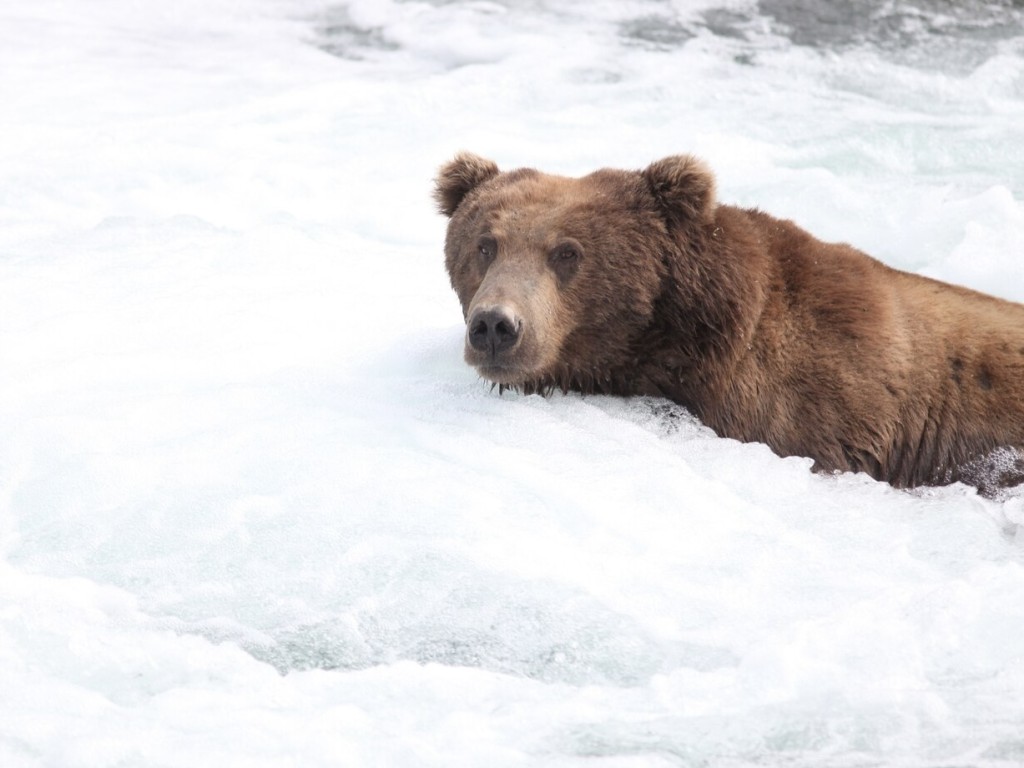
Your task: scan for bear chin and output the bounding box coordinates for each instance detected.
[472,363,525,387]
[469,359,547,390]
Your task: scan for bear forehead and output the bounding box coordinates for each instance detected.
[478,169,639,238]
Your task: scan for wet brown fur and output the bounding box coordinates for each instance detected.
[435,152,1024,493]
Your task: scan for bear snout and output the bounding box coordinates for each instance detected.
[467,307,522,358]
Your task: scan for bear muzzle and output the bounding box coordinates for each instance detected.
[461,259,566,385]
[464,303,547,385]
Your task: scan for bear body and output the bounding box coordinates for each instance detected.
[435,152,1024,493]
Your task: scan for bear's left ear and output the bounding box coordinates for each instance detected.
[642,155,717,229]
[434,152,501,217]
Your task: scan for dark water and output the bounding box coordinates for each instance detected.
[319,0,1024,71]
[315,5,398,59]
[728,0,1023,49]
[622,0,1024,73]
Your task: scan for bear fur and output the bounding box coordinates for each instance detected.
[434,152,1024,494]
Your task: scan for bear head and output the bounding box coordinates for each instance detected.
[434,152,718,392]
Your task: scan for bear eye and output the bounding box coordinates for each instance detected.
[548,240,582,281]
[477,236,497,265]
[552,244,580,263]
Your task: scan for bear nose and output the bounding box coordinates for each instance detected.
[467,308,521,356]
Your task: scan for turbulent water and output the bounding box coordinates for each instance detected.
[2,1,1024,766]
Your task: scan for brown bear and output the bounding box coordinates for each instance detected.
[434,152,1024,494]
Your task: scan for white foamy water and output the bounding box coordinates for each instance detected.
[2,1,1024,766]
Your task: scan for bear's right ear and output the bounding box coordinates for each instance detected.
[642,155,717,230]
[434,152,501,217]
